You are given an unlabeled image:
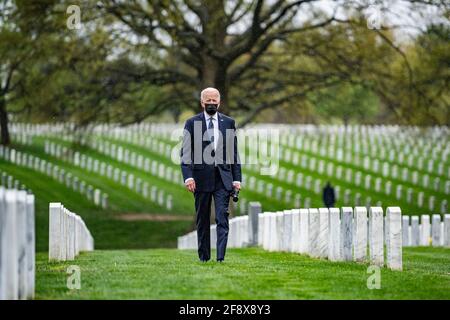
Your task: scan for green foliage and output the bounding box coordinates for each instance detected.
[2,1,449,130]
[404,23,450,125]
[311,84,380,125]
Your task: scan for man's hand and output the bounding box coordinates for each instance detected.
[233,181,241,191]
[185,178,196,193]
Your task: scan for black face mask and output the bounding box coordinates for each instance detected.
[205,104,218,115]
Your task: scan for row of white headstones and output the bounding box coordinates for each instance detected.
[11,122,449,174]
[11,123,448,213]
[58,129,392,211]
[274,145,449,196]
[0,145,109,209]
[87,125,448,213]
[276,130,448,179]
[48,203,94,262]
[8,130,178,212]
[20,130,408,215]
[84,122,449,186]
[0,187,35,300]
[116,130,388,211]
[243,133,448,210]
[1,171,28,191]
[402,215,450,246]
[78,124,447,216]
[42,134,214,212]
[42,140,174,211]
[46,135,183,189]
[85,121,448,167]
[42,136,178,182]
[261,124,449,168]
[10,125,450,205]
[178,204,450,270]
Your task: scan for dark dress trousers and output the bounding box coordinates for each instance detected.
[181,112,241,261]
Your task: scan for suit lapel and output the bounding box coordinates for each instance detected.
[197,112,206,138]
[218,112,226,140]
[217,113,226,164]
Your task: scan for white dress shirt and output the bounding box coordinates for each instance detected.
[204,110,219,151]
[184,111,240,187]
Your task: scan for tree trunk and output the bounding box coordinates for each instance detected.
[0,99,11,146]
[200,1,229,114]
[215,67,229,114]
[201,56,229,114]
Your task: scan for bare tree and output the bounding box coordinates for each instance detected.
[98,1,345,116]
[97,0,448,124]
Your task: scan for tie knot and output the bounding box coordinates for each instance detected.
[208,117,214,129]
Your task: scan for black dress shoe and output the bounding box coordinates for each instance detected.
[200,259,208,263]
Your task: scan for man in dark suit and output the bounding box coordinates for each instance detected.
[322,181,335,208]
[181,87,241,263]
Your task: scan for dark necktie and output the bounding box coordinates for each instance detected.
[208,117,214,146]
[208,117,215,160]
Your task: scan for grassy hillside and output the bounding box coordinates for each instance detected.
[0,159,193,252]
[35,247,450,300]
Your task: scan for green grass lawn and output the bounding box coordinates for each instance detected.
[35,247,450,300]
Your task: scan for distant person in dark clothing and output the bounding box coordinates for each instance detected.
[323,182,335,208]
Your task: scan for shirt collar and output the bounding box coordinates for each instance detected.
[204,110,218,121]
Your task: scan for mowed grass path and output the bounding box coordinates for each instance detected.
[36,247,450,299]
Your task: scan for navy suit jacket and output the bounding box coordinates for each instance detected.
[180,112,242,192]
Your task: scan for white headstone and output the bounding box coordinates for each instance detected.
[353,206,367,262]
[318,208,329,258]
[267,213,277,252]
[402,216,410,247]
[94,189,101,206]
[257,213,264,247]
[368,207,384,266]
[158,189,164,206]
[248,202,261,247]
[25,194,35,299]
[308,208,320,257]
[299,209,309,254]
[275,212,284,251]
[428,196,435,211]
[444,214,450,247]
[441,200,448,215]
[411,216,420,246]
[101,193,108,209]
[282,210,293,251]
[16,191,27,300]
[341,207,353,261]
[166,195,173,210]
[4,190,19,299]
[60,207,68,261]
[417,192,424,207]
[328,208,341,261]
[386,207,402,270]
[431,214,442,247]
[290,209,300,253]
[420,215,431,246]
[48,202,63,260]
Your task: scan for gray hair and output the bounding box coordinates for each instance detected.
[200,87,220,101]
